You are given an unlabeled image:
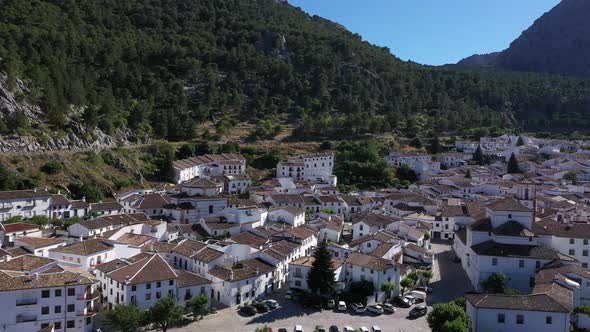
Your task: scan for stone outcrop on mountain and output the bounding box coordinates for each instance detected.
[458,0,590,78]
[0,73,150,154]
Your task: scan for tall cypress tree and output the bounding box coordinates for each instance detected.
[507,153,521,173]
[473,145,484,165]
[307,238,336,297]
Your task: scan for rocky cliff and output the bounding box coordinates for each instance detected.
[0,74,150,154]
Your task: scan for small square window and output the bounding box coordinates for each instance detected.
[132,285,137,291]
[41,290,50,298]
[55,306,61,314]
[546,316,552,324]
[67,288,75,296]
[569,249,575,255]
[55,289,62,297]
[157,281,161,288]
[570,238,575,244]
[517,314,524,324]
[67,320,75,328]
[519,260,524,268]
[54,322,62,329]
[497,313,505,323]
[67,304,75,312]
[41,306,50,315]
[492,258,498,266]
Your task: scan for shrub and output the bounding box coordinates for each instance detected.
[41,160,64,174]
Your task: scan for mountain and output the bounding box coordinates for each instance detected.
[459,0,590,78]
[1,0,590,143]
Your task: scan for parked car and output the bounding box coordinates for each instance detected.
[415,286,433,294]
[263,299,279,309]
[239,305,257,316]
[343,327,354,332]
[329,326,340,332]
[409,304,428,318]
[278,329,288,332]
[295,325,304,332]
[393,296,411,308]
[252,302,269,313]
[351,303,366,313]
[285,290,295,299]
[337,301,347,311]
[367,304,384,314]
[360,327,369,332]
[326,299,335,309]
[315,326,327,332]
[403,295,416,305]
[409,290,427,303]
[372,327,382,332]
[382,303,396,313]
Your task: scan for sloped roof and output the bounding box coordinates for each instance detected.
[465,293,569,313]
[109,254,177,284]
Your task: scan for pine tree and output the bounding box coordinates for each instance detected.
[516,136,524,146]
[307,238,336,297]
[473,145,484,165]
[507,153,520,173]
[428,136,441,154]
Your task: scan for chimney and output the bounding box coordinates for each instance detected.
[33,188,37,193]
[76,272,81,282]
[125,276,131,284]
[82,196,86,202]
[34,273,39,281]
[230,270,234,281]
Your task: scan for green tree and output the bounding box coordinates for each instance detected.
[507,153,520,173]
[440,318,468,332]
[396,165,418,184]
[106,304,146,332]
[427,302,469,332]
[148,296,184,332]
[176,143,196,160]
[420,271,433,286]
[307,239,336,297]
[380,281,396,301]
[41,160,65,174]
[186,294,209,321]
[348,280,375,304]
[428,136,441,154]
[481,273,507,294]
[473,145,484,165]
[400,278,415,295]
[563,171,578,184]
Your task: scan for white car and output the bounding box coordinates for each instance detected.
[295,325,304,332]
[351,303,366,313]
[337,301,347,311]
[372,327,382,332]
[360,327,369,332]
[367,304,384,314]
[403,294,416,305]
[263,299,279,309]
[382,303,396,313]
[343,327,355,332]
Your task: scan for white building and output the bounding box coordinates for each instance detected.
[276,152,337,186]
[289,256,345,291]
[172,154,247,184]
[0,189,52,221]
[0,256,99,332]
[267,206,306,227]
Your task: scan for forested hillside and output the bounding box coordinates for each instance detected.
[1,0,590,140]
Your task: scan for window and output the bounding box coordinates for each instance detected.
[536,261,541,268]
[546,316,552,324]
[156,291,162,299]
[67,320,75,328]
[132,285,136,291]
[519,260,524,268]
[54,322,62,329]
[497,313,505,323]
[492,258,498,266]
[508,214,512,219]
[569,249,575,255]
[516,315,524,324]
[570,238,575,244]
[146,283,152,290]
[42,290,50,298]
[55,289,62,297]
[42,306,50,315]
[68,288,75,296]
[157,281,161,288]
[169,280,174,286]
[295,280,301,286]
[585,239,589,245]
[67,304,75,312]
[145,293,151,300]
[55,306,61,314]
[41,323,49,329]
[584,250,588,257]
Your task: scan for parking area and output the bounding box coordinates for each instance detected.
[169,242,469,332]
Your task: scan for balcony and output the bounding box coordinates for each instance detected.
[16,315,37,323]
[78,290,100,301]
[16,298,37,306]
[78,310,98,317]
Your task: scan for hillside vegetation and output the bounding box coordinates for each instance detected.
[1,0,590,142]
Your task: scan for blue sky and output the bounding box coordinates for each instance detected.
[289,0,560,65]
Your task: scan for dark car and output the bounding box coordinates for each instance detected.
[409,304,428,318]
[239,305,257,316]
[278,329,288,332]
[393,296,411,308]
[329,326,341,332]
[252,302,269,313]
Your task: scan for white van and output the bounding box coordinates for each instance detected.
[409,290,427,302]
